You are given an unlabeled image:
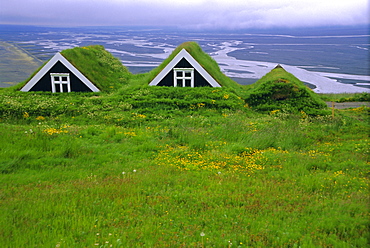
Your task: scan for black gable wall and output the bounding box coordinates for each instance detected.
[175,57,192,68]
[29,61,93,92]
[157,58,213,87]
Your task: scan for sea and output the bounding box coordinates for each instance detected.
[0,25,369,93]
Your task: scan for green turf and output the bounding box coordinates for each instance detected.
[0,86,368,247]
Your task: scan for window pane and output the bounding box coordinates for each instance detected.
[54,77,60,81]
[62,77,68,81]
[185,79,191,87]
[185,72,191,77]
[62,84,68,92]
[177,79,182,86]
[176,71,182,77]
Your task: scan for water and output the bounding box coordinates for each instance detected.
[0,25,369,93]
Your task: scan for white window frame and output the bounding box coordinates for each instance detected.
[173,68,194,87]
[50,73,71,93]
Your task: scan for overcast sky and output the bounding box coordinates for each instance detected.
[0,0,368,30]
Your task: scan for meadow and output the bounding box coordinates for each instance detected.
[0,87,369,247]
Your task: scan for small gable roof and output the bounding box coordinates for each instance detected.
[149,49,221,87]
[21,52,99,92]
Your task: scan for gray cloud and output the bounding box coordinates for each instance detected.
[0,0,368,29]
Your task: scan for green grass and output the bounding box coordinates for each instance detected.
[61,46,132,91]
[0,88,369,247]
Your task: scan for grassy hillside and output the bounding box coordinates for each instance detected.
[0,88,369,247]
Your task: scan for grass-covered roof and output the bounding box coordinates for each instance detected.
[14,45,131,92]
[62,45,131,91]
[134,41,243,92]
[244,65,329,115]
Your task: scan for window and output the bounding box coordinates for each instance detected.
[173,68,194,87]
[50,73,71,93]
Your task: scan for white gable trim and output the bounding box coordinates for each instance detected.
[21,52,100,92]
[149,49,221,87]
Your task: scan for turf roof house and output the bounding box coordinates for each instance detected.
[149,42,225,88]
[21,52,99,93]
[20,45,130,93]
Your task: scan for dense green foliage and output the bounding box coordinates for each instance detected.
[0,88,369,247]
[244,66,329,115]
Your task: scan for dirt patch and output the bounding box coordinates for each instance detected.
[326,102,369,109]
